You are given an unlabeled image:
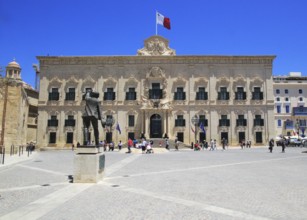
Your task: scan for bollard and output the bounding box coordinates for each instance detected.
[27,146,30,157]
[2,147,4,164]
[10,145,13,156]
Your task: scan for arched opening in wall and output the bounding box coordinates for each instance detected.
[150,114,162,138]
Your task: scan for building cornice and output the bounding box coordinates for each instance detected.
[37,55,276,66]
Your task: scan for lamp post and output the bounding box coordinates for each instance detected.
[191,115,199,145]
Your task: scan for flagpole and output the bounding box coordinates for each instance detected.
[155,10,158,35]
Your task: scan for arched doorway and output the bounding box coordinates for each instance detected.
[150,114,162,138]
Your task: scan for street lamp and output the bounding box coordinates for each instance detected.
[191,115,199,145]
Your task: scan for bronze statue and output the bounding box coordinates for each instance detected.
[82,89,106,146]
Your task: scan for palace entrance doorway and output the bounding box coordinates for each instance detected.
[150,114,162,138]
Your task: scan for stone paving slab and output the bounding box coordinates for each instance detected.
[0,147,306,220]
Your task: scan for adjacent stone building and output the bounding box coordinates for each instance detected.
[36,35,276,148]
[273,72,307,137]
[0,60,38,152]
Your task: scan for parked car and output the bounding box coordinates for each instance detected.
[289,137,303,147]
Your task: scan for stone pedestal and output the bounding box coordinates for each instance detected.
[74,146,105,183]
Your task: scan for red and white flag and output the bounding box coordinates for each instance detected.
[156,12,171,30]
[191,124,195,133]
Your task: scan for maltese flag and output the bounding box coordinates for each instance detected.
[156,12,171,30]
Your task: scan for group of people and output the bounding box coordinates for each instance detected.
[269,138,286,153]
[191,139,228,151]
[127,138,154,154]
[240,140,252,149]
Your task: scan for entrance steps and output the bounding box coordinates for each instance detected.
[148,138,190,149]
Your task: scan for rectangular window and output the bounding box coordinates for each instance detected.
[126,88,136,100]
[174,87,186,100]
[218,87,229,100]
[65,115,75,127]
[277,106,281,113]
[104,88,115,100]
[254,115,264,126]
[219,115,230,126]
[252,87,263,100]
[199,115,208,126]
[196,87,208,100]
[149,83,162,99]
[235,87,246,100]
[236,115,247,126]
[66,132,73,144]
[175,115,185,127]
[177,132,184,142]
[49,132,56,144]
[49,88,59,101]
[278,120,282,127]
[48,116,58,127]
[65,88,75,101]
[128,115,135,127]
[285,105,290,113]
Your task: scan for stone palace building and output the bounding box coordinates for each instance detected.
[0,60,38,152]
[36,35,276,148]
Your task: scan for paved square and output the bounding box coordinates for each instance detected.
[0,147,306,220]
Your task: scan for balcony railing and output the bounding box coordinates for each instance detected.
[293,107,307,116]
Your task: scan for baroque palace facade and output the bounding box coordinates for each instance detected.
[36,36,275,148]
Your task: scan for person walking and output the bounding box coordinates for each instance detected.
[222,138,226,150]
[281,138,286,153]
[175,138,179,151]
[210,139,214,151]
[165,138,170,150]
[118,140,122,151]
[127,138,133,153]
[142,138,147,153]
[269,138,274,153]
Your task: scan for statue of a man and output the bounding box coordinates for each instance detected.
[82,89,105,146]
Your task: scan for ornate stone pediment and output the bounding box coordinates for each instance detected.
[137,35,176,56]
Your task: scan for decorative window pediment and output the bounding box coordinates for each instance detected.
[124,77,138,91]
[144,66,167,99]
[48,77,62,91]
[65,76,79,90]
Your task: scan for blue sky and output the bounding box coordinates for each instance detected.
[1,0,306,88]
